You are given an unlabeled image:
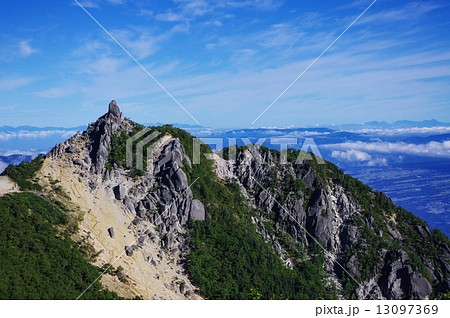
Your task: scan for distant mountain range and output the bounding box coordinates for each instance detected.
[0,125,87,132]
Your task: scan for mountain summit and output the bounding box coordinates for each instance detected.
[1,101,449,300]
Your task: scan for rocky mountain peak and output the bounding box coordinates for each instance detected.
[86,101,130,173]
[108,100,121,117]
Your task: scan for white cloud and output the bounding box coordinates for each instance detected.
[155,10,185,22]
[35,87,76,98]
[367,157,388,167]
[257,23,305,48]
[106,0,127,4]
[111,29,161,59]
[84,56,125,75]
[0,130,78,141]
[352,127,450,136]
[18,40,38,57]
[332,149,372,161]
[71,1,99,8]
[426,202,446,215]
[331,149,388,166]
[155,0,281,23]
[0,77,36,91]
[359,2,442,25]
[219,0,282,10]
[0,150,42,156]
[326,141,450,159]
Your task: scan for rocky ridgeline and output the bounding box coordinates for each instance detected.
[47,101,448,300]
[48,101,206,298]
[214,147,449,299]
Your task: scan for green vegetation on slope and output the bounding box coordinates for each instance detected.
[175,134,334,300]
[0,192,121,299]
[104,123,448,299]
[108,124,335,299]
[106,122,194,178]
[2,155,44,190]
[321,159,449,298]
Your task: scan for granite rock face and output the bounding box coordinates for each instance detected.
[189,199,205,221]
[108,100,121,117]
[85,100,130,174]
[214,145,448,300]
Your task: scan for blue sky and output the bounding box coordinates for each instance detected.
[0,0,449,128]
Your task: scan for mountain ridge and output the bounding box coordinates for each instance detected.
[1,101,448,300]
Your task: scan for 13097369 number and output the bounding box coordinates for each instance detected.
[376,304,438,315]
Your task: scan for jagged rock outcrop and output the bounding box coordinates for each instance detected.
[213,146,449,300]
[378,250,432,299]
[108,100,121,118]
[44,101,202,300]
[86,100,130,174]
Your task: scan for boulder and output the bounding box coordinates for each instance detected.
[148,231,156,240]
[114,184,127,200]
[137,236,146,247]
[189,199,205,221]
[136,202,146,218]
[73,159,84,166]
[411,273,432,299]
[171,167,188,190]
[123,197,135,215]
[164,233,175,249]
[66,145,80,153]
[125,246,134,257]
[107,227,115,238]
[185,290,194,298]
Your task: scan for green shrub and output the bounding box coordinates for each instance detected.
[0,192,121,299]
[2,155,44,190]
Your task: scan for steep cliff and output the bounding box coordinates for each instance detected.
[215,146,449,299]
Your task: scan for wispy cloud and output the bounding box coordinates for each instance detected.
[332,149,372,161]
[0,150,41,156]
[72,1,99,9]
[325,141,450,159]
[331,149,387,167]
[18,40,38,57]
[35,87,76,99]
[0,77,36,91]
[155,0,281,23]
[353,127,450,136]
[358,1,443,25]
[0,130,78,141]
[155,10,185,22]
[106,0,127,5]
